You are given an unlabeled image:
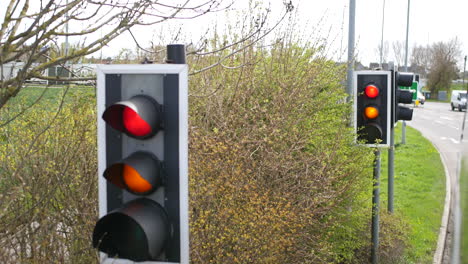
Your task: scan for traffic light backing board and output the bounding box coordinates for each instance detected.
[353,71,391,147]
[96,64,189,264]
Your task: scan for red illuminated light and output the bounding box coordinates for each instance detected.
[364,85,379,98]
[123,107,152,137]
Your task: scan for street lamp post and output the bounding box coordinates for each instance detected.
[402,0,411,144]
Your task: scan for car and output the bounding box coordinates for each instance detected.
[416,91,425,105]
[451,90,467,111]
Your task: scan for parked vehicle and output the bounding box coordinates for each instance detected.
[416,91,425,105]
[451,90,467,111]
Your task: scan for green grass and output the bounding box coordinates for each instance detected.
[1,85,95,119]
[460,147,468,263]
[380,125,446,263]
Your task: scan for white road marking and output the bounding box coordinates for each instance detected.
[440,116,454,121]
[440,137,460,144]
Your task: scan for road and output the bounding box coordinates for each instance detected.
[408,101,467,264]
[410,101,465,181]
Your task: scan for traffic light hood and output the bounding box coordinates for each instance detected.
[92,198,169,261]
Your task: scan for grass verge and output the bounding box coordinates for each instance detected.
[380,125,446,263]
[460,143,468,262]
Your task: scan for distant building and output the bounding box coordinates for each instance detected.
[1,61,25,81]
[368,62,394,71]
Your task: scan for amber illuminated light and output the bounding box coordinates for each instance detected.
[364,106,379,119]
[122,164,153,193]
[364,85,379,98]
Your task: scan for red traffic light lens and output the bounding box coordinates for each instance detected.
[102,95,161,139]
[123,107,152,137]
[123,164,153,194]
[364,106,379,119]
[364,85,379,98]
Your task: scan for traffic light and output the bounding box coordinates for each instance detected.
[93,64,189,263]
[393,72,414,123]
[354,71,391,146]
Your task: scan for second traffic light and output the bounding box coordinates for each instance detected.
[393,71,414,123]
[354,71,391,146]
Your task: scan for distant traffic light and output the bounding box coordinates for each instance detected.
[354,71,391,146]
[93,63,189,263]
[393,72,414,123]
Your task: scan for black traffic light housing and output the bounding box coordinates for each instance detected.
[94,64,189,264]
[392,71,414,123]
[354,71,391,146]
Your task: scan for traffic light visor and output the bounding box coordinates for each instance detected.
[93,198,169,261]
[365,85,379,98]
[364,106,379,119]
[103,152,162,195]
[102,95,162,139]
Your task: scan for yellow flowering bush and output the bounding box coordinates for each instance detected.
[0,88,98,263]
[188,37,377,263]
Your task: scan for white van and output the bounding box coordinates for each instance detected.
[451,90,467,111]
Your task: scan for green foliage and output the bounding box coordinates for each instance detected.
[188,34,377,262]
[426,39,461,93]
[380,125,446,263]
[0,86,98,263]
[461,146,468,263]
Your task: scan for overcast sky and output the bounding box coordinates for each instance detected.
[99,0,468,67]
[2,0,468,68]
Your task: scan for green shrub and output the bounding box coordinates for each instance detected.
[188,32,378,263]
[0,87,98,263]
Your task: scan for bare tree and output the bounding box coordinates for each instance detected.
[392,40,405,67]
[410,44,430,78]
[427,38,461,93]
[0,0,227,109]
[375,40,389,65]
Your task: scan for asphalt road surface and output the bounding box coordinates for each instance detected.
[410,101,465,182]
[408,101,467,263]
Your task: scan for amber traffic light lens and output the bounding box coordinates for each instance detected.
[364,106,379,119]
[123,164,153,194]
[364,85,379,98]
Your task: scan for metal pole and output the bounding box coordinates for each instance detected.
[346,0,356,100]
[388,127,394,213]
[371,148,381,264]
[461,55,467,142]
[388,69,395,213]
[65,0,69,58]
[402,0,410,144]
[404,0,410,71]
[379,0,386,68]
